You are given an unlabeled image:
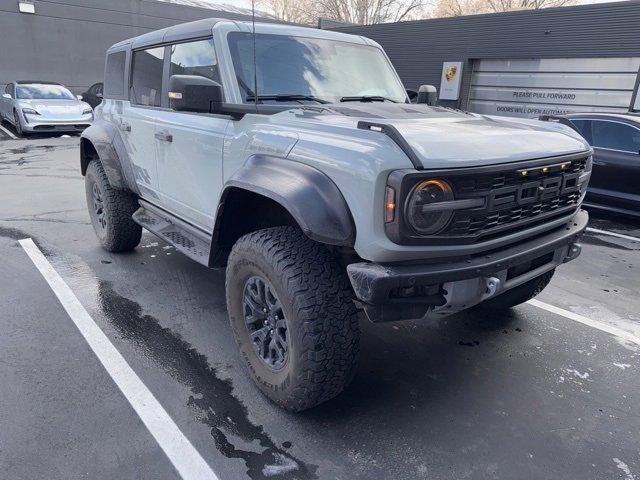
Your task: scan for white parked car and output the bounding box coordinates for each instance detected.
[0,81,93,136]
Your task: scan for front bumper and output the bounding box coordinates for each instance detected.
[347,209,588,322]
[22,113,93,133]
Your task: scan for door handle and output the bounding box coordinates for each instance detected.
[154,131,173,142]
[119,120,131,132]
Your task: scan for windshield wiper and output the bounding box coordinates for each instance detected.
[340,95,398,103]
[245,94,331,104]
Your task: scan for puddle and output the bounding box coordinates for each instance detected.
[95,280,318,480]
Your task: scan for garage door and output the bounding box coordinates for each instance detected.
[468,57,640,118]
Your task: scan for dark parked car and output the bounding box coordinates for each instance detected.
[80,82,103,109]
[544,113,640,217]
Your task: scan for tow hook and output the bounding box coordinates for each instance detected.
[482,276,501,300]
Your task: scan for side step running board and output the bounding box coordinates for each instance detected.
[132,201,211,266]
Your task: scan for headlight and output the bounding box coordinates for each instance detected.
[22,108,39,115]
[405,178,454,235]
[82,108,93,115]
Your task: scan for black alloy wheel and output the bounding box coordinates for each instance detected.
[242,275,289,370]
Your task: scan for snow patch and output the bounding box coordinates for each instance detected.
[613,363,632,371]
[613,458,635,480]
[262,453,299,477]
[565,368,589,379]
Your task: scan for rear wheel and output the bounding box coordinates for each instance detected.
[84,160,142,252]
[478,269,554,310]
[226,226,360,412]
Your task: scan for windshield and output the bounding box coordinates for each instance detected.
[228,32,407,104]
[16,84,75,100]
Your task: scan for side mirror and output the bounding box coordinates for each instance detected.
[2,93,11,99]
[77,94,83,100]
[168,75,223,113]
[406,89,418,103]
[417,85,438,106]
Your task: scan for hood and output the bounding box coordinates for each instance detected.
[17,99,90,119]
[301,104,590,169]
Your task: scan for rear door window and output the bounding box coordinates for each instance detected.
[169,39,220,84]
[104,52,126,97]
[592,120,640,153]
[130,47,165,107]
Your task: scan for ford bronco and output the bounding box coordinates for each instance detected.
[81,19,591,411]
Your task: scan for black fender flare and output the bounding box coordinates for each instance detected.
[80,120,139,193]
[216,154,356,247]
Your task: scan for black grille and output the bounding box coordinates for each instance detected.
[441,156,589,240]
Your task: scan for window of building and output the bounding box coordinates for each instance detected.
[130,47,165,107]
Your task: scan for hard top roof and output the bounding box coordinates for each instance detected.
[107,18,370,52]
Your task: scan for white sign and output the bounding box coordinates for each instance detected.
[468,57,640,118]
[439,61,463,101]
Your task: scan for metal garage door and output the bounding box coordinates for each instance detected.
[468,57,640,118]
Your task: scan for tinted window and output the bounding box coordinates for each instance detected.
[592,120,640,153]
[170,39,219,83]
[105,52,126,96]
[16,84,75,100]
[228,32,406,104]
[130,47,164,107]
[570,119,592,144]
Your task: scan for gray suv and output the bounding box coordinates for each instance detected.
[81,19,591,411]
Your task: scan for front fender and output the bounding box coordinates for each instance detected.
[80,120,138,193]
[221,154,356,246]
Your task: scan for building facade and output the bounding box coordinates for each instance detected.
[333,1,640,117]
[0,0,269,94]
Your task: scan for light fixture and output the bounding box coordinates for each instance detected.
[18,1,35,14]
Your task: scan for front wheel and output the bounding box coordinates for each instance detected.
[226,226,360,412]
[13,110,24,137]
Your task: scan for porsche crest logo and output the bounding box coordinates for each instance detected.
[445,65,458,82]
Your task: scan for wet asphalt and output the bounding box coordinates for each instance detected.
[1,135,639,480]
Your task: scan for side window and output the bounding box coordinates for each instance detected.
[592,121,640,153]
[570,119,592,144]
[169,39,220,84]
[104,51,126,97]
[130,47,165,107]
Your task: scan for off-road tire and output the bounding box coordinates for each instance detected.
[226,226,360,412]
[478,269,554,310]
[85,160,142,252]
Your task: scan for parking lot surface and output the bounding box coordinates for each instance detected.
[1,136,639,480]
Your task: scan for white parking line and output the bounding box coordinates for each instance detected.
[0,122,18,139]
[586,227,640,243]
[18,238,219,480]
[528,299,640,347]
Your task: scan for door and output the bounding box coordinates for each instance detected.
[154,38,230,231]
[589,119,640,210]
[122,46,166,201]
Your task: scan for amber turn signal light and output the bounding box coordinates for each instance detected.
[385,186,396,223]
